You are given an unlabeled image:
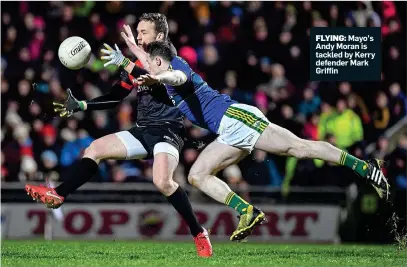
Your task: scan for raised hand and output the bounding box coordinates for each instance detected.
[121,24,149,69]
[100,43,131,68]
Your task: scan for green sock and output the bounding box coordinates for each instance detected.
[224,192,251,215]
[339,150,368,177]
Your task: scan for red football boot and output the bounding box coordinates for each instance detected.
[25,183,64,209]
[193,228,213,257]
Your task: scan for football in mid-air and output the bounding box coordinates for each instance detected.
[58,36,91,70]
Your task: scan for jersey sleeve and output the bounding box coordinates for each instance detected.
[127,59,148,88]
[169,56,192,82]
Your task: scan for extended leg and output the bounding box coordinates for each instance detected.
[56,133,134,197]
[26,131,147,208]
[255,123,390,199]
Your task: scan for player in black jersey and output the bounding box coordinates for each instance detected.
[25,13,212,257]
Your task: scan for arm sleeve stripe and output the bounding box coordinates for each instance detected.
[120,81,132,90]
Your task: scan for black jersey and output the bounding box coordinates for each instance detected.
[131,60,184,127]
[84,60,184,128]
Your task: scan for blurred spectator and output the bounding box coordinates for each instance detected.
[222,70,253,105]
[40,150,59,181]
[385,135,407,190]
[338,82,370,124]
[303,113,319,141]
[331,98,364,149]
[388,83,407,124]
[18,156,39,181]
[277,105,302,137]
[60,129,93,167]
[372,136,389,160]
[372,92,390,138]
[244,150,283,187]
[298,87,321,118]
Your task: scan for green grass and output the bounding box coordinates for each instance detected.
[2,240,406,267]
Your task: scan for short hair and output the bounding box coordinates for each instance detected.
[140,13,169,40]
[147,41,176,62]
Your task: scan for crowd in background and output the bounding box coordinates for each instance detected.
[1,2,406,200]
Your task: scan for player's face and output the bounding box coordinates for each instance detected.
[146,55,160,75]
[137,20,158,51]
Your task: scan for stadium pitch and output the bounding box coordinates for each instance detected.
[2,240,405,266]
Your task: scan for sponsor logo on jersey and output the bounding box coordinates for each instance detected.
[131,79,152,93]
[137,85,151,93]
[163,135,175,142]
[70,41,87,56]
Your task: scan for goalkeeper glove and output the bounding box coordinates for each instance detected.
[53,89,86,118]
[100,43,131,68]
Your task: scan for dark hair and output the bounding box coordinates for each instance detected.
[147,41,176,62]
[140,13,169,40]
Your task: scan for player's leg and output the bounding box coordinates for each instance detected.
[55,132,142,197]
[26,131,148,208]
[152,143,211,257]
[255,123,390,199]
[152,143,203,236]
[188,140,266,241]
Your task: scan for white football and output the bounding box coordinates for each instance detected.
[58,36,91,70]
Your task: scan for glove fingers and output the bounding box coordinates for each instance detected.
[103,60,114,67]
[60,110,73,118]
[103,43,114,51]
[54,107,66,112]
[101,56,112,60]
[114,44,120,52]
[53,102,64,107]
[100,49,111,55]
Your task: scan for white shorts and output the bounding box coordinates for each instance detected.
[216,103,270,153]
[115,131,179,161]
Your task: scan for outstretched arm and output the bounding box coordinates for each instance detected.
[85,71,133,110]
[100,43,148,78]
[53,71,133,117]
[136,70,187,87]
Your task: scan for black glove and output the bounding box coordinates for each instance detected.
[53,89,86,118]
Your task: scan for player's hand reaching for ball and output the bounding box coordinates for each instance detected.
[136,74,159,86]
[53,89,86,118]
[100,43,131,68]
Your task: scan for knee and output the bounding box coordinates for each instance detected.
[153,175,176,195]
[187,173,198,186]
[83,140,103,160]
[188,162,213,187]
[187,171,207,187]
